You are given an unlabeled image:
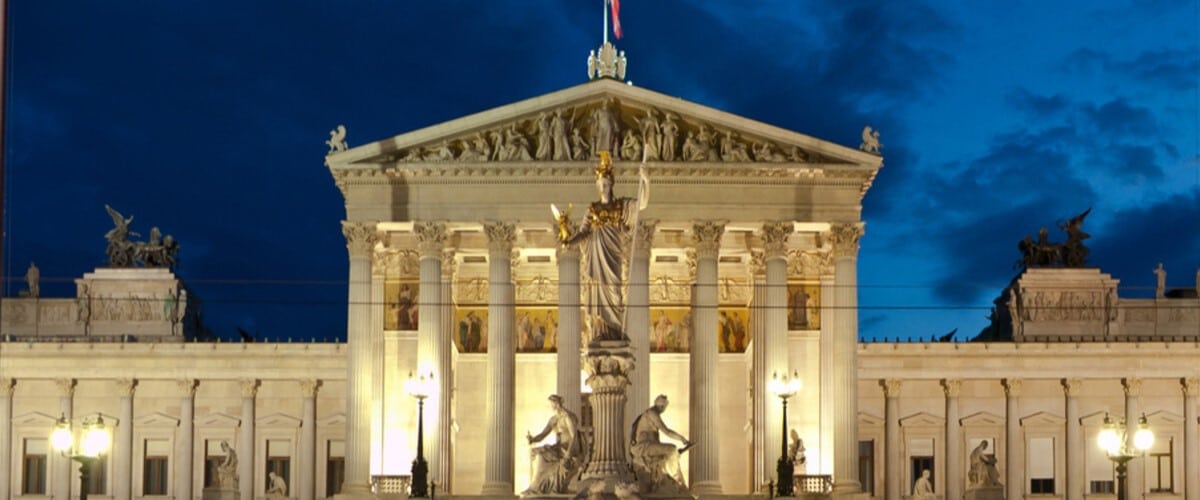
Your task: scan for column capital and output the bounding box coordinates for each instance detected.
[760,221,792,259]
[483,220,517,254]
[55,378,76,398]
[691,220,727,259]
[240,379,260,398]
[441,249,458,278]
[0,377,14,397]
[414,221,448,257]
[300,379,322,398]
[941,379,962,397]
[341,221,379,257]
[1002,378,1022,397]
[177,379,197,398]
[114,378,137,397]
[1183,377,1200,397]
[1122,377,1142,397]
[1062,378,1083,397]
[881,379,902,398]
[828,222,864,258]
[631,219,658,257]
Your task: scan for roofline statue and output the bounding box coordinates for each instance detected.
[104,205,181,270]
[1017,208,1091,269]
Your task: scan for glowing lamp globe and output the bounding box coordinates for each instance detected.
[1133,427,1154,451]
[1097,427,1120,454]
[51,419,73,453]
[81,418,110,457]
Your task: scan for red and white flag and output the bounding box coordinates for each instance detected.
[610,0,623,39]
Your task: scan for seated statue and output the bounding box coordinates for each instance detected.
[913,469,935,499]
[967,441,1001,488]
[523,395,582,495]
[216,441,239,490]
[266,472,287,499]
[630,395,690,494]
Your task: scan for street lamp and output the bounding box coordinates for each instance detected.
[1097,413,1154,500]
[405,371,435,498]
[51,414,110,500]
[769,370,802,497]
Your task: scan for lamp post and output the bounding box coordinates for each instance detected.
[769,370,802,497]
[1097,413,1154,500]
[405,371,434,498]
[50,414,110,500]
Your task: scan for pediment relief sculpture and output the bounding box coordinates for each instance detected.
[380,98,836,166]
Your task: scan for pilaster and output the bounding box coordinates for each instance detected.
[54,378,74,500]
[1003,379,1023,500]
[0,378,14,500]
[482,221,516,496]
[115,379,136,500]
[829,223,864,497]
[1183,378,1199,500]
[437,249,456,491]
[177,379,196,500]
[1122,378,1142,500]
[942,379,962,500]
[300,379,321,500]
[750,251,771,490]
[1063,379,1083,500]
[240,378,259,500]
[689,220,724,495]
[882,380,902,500]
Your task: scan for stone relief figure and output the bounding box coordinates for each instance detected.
[571,128,591,160]
[217,440,239,489]
[621,129,643,161]
[639,110,661,161]
[913,469,934,499]
[859,125,882,154]
[754,142,787,162]
[25,262,40,298]
[591,98,621,157]
[551,110,572,160]
[325,124,347,154]
[1154,262,1167,298]
[523,395,583,495]
[967,441,1001,488]
[660,113,679,161]
[697,125,719,161]
[504,125,533,161]
[630,395,690,493]
[267,471,287,499]
[535,112,553,160]
[720,131,752,162]
[554,151,648,341]
[681,132,702,162]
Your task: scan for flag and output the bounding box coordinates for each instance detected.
[610,0,623,39]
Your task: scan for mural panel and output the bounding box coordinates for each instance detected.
[515,308,558,353]
[717,308,750,353]
[453,307,488,353]
[649,307,691,353]
[385,281,419,331]
[787,283,821,330]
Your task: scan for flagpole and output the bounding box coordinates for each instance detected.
[603,0,608,45]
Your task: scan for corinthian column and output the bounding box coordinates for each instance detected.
[883,380,902,500]
[557,244,583,417]
[755,222,791,488]
[240,379,258,500]
[339,221,377,497]
[1003,379,1023,500]
[625,220,656,435]
[54,379,74,500]
[829,223,864,497]
[114,379,135,500]
[943,380,963,500]
[177,379,196,500]
[1183,378,1199,500]
[750,251,770,490]
[689,220,725,495]
[300,380,321,500]
[481,221,516,496]
[414,222,448,487]
[438,250,457,491]
[1063,379,1082,500]
[0,378,14,500]
[1122,378,1142,500]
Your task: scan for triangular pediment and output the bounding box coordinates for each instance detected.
[858,412,884,426]
[12,411,59,426]
[256,413,301,428]
[327,79,882,169]
[900,412,944,427]
[1020,411,1065,427]
[318,413,346,427]
[960,411,1005,427]
[1144,410,1184,425]
[134,412,180,427]
[196,412,241,428]
[1080,411,1116,426]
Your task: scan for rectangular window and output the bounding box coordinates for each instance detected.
[143,439,170,495]
[22,438,48,495]
[910,456,934,493]
[908,437,935,494]
[266,440,292,493]
[204,440,226,488]
[326,441,345,497]
[1086,432,1113,487]
[86,455,108,495]
[1148,437,1173,493]
[1028,437,1055,494]
[859,440,875,496]
[1090,480,1115,494]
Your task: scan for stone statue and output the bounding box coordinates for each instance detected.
[554,151,648,341]
[968,441,1001,488]
[523,395,583,494]
[587,50,598,79]
[105,205,138,267]
[788,429,806,466]
[25,262,40,298]
[630,395,690,493]
[591,98,620,157]
[913,469,934,499]
[217,441,239,489]
[639,110,661,161]
[551,110,572,161]
[1059,208,1091,267]
[621,129,642,161]
[267,471,287,499]
[660,113,679,161]
[859,125,882,154]
[535,112,553,160]
[1154,262,1167,298]
[326,124,347,154]
[571,128,591,161]
[104,206,180,269]
[720,131,751,162]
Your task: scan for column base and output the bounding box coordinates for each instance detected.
[830,480,865,500]
[690,481,723,497]
[964,486,1003,500]
[336,481,377,499]
[201,487,240,500]
[480,482,516,498]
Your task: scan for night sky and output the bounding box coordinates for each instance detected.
[6,1,1198,342]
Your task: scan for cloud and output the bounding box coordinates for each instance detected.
[1064,47,1200,91]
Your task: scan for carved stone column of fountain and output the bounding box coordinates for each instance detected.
[576,340,637,493]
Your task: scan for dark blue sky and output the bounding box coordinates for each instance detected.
[6,1,1199,341]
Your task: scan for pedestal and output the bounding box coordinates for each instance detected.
[964,486,1004,500]
[201,487,239,500]
[573,341,636,498]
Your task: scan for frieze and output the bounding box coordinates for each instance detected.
[787,249,834,277]
[1019,290,1107,322]
[651,275,691,304]
[456,278,489,304]
[515,275,557,304]
[718,277,750,304]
